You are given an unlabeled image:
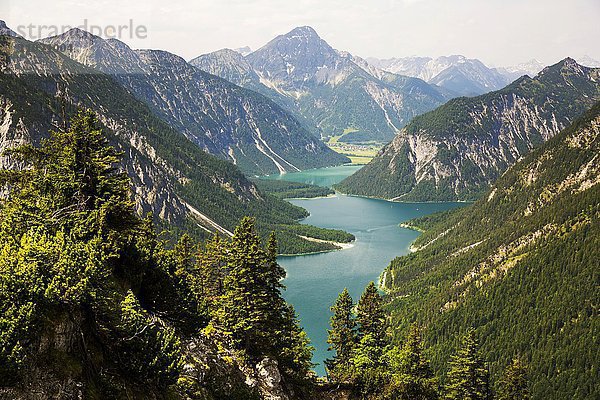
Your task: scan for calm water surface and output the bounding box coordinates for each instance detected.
[263,166,463,375]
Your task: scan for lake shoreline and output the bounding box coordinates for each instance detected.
[280,234,356,257]
[274,166,466,376]
[283,194,337,200]
[334,190,474,205]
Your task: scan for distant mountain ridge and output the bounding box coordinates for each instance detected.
[494,59,546,81]
[336,58,600,201]
[192,26,451,143]
[39,28,348,175]
[367,55,510,96]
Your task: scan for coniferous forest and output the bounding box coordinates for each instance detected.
[0,112,313,398]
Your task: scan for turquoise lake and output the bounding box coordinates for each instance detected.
[262,166,464,376]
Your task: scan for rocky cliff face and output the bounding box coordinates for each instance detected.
[194,26,449,143]
[39,28,347,175]
[0,312,303,400]
[337,58,600,201]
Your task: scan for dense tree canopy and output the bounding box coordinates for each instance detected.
[0,110,314,398]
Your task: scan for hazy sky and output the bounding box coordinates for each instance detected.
[2,0,599,67]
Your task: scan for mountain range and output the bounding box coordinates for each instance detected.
[39,28,348,176]
[336,58,600,201]
[382,100,600,400]
[0,31,348,255]
[494,59,546,81]
[192,26,451,143]
[367,55,511,97]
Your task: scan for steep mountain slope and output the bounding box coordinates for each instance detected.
[0,34,343,254]
[188,48,317,135]
[380,101,600,400]
[369,55,510,96]
[337,58,600,201]
[39,28,347,175]
[196,27,449,143]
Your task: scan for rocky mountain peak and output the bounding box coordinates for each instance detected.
[189,48,257,82]
[59,27,99,43]
[203,48,246,63]
[560,57,579,69]
[286,25,319,39]
[38,29,146,74]
[538,57,588,80]
[246,26,342,89]
[251,26,334,58]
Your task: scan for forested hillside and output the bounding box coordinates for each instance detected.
[380,101,600,399]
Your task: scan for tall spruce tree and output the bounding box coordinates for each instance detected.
[444,329,491,400]
[216,218,313,379]
[277,303,315,381]
[386,324,438,400]
[326,288,357,380]
[264,232,287,325]
[497,357,529,400]
[217,217,272,354]
[195,233,228,313]
[348,282,390,396]
[356,281,387,348]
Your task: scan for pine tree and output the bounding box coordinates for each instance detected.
[195,233,228,312]
[445,329,490,400]
[326,288,357,380]
[497,357,529,400]
[356,281,387,349]
[277,304,315,380]
[173,233,196,276]
[386,324,438,400]
[349,282,389,396]
[263,231,287,321]
[215,219,313,380]
[217,217,269,353]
